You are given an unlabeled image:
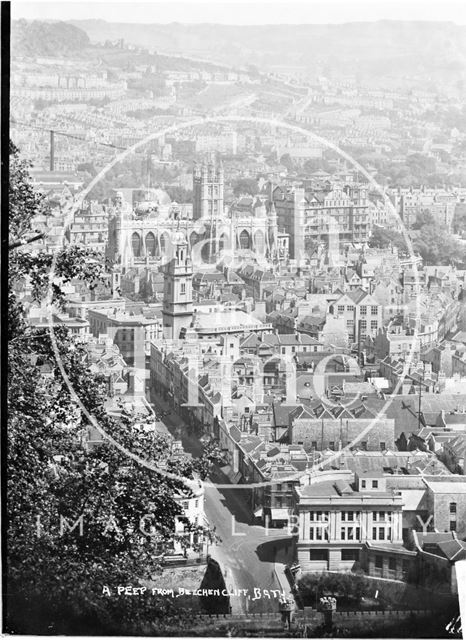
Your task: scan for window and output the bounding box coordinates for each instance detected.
[360,306,367,315]
[371,320,378,330]
[310,549,328,561]
[312,441,318,449]
[341,528,346,540]
[342,549,359,561]
[360,320,367,331]
[181,282,186,294]
[281,347,286,355]
[380,442,386,451]
[329,441,335,450]
[379,528,385,540]
[338,305,345,313]
[372,527,377,540]
[347,320,354,327]
[450,503,457,514]
[371,306,378,315]
[361,441,367,451]
[347,305,355,312]
[450,521,457,531]
[315,527,325,540]
[375,555,383,569]
[389,557,396,571]
[361,480,366,488]
[372,480,378,488]
[194,499,198,508]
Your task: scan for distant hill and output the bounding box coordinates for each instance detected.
[12,20,90,57]
[67,19,466,87]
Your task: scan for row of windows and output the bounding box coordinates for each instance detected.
[308,527,328,541]
[274,483,295,492]
[337,305,379,315]
[280,346,320,354]
[181,499,199,509]
[372,527,391,541]
[373,511,391,521]
[309,511,329,521]
[361,479,380,488]
[309,549,360,562]
[374,556,410,573]
[347,320,379,330]
[340,527,360,540]
[341,511,359,521]
[308,508,391,521]
[360,320,379,330]
[309,523,394,541]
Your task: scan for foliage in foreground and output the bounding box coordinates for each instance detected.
[7,143,213,634]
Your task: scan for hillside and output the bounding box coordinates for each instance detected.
[11,19,90,57]
[67,19,466,86]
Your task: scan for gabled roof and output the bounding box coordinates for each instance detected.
[444,434,466,456]
[240,333,261,348]
[273,403,301,427]
[347,288,369,304]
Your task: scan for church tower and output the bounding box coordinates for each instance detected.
[193,159,224,221]
[162,232,194,339]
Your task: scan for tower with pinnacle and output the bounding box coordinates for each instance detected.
[193,159,224,221]
[162,233,194,339]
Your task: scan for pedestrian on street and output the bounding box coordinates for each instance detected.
[279,594,294,630]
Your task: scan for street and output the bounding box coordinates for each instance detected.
[150,390,294,613]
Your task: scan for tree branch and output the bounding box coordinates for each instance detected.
[9,233,45,251]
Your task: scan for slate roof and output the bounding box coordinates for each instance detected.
[273,403,302,427]
[437,539,466,562]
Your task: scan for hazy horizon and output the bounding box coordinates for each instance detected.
[11,0,466,26]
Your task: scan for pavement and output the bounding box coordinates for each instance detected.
[149,388,295,614]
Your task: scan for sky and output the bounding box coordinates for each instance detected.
[11,0,466,26]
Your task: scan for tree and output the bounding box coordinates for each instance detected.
[77,162,97,176]
[412,224,465,265]
[279,153,295,173]
[302,158,335,175]
[7,143,214,634]
[231,178,259,198]
[368,227,408,255]
[165,186,193,203]
[412,209,435,230]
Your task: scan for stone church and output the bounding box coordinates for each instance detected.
[106,159,286,272]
